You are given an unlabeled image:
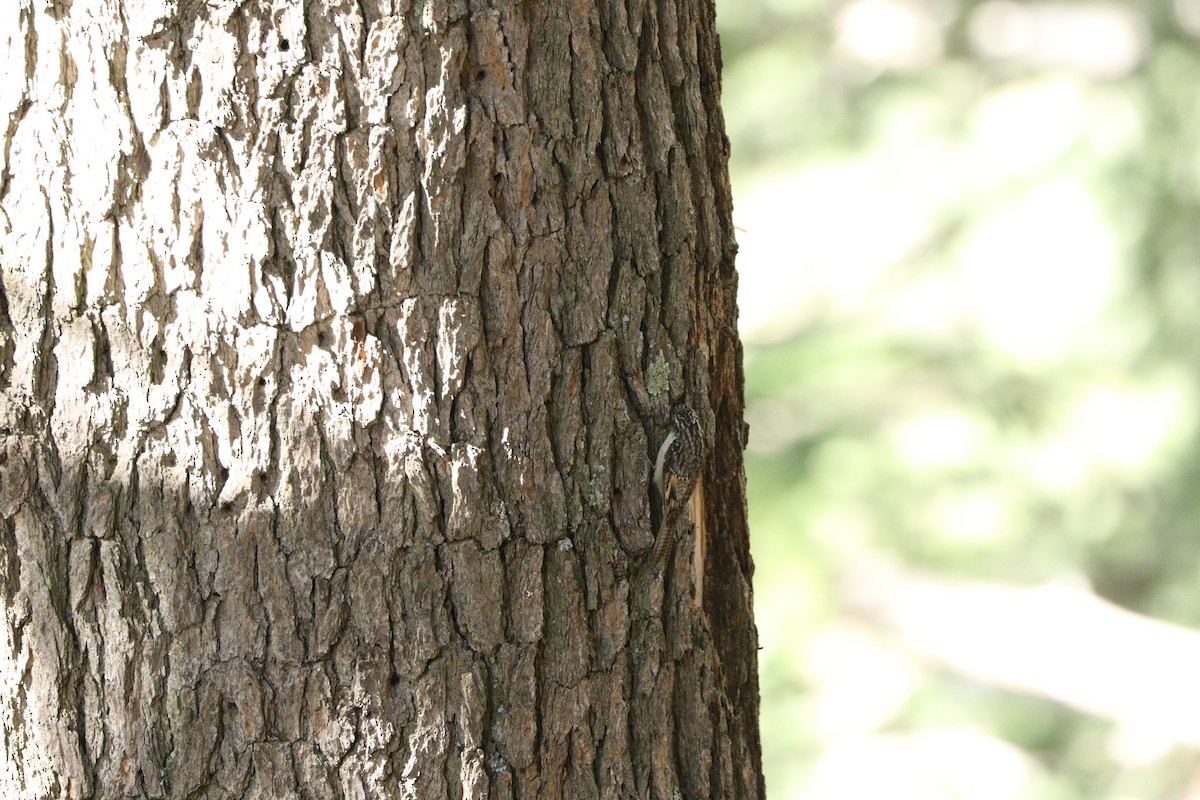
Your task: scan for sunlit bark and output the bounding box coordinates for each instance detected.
[0,1,760,797]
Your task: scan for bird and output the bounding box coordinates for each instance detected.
[648,402,705,573]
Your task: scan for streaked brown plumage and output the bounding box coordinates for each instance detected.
[648,403,704,572]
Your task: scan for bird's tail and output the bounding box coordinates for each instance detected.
[648,517,674,573]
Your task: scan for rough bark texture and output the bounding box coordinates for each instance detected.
[0,0,760,798]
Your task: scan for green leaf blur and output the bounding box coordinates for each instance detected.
[723,0,1200,797]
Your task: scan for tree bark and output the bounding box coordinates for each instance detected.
[0,0,761,798]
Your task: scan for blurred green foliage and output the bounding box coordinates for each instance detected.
[719,0,1200,796]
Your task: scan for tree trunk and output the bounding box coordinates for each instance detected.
[0,0,761,798]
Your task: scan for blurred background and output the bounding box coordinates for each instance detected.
[716,0,1200,797]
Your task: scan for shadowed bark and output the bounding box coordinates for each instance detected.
[0,0,761,797]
